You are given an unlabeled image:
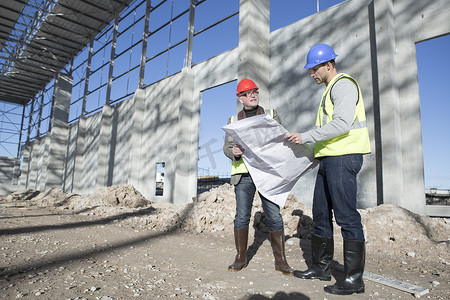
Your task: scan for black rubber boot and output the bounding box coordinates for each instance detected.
[269,230,294,276]
[228,228,248,271]
[324,239,365,295]
[294,234,333,281]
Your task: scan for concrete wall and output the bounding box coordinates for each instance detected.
[271,0,449,214]
[4,0,449,215]
[63,121,78,192]
[0,156,21,194]
[0,156,19,183]
[271,0,377,209]
[388,0,449,214]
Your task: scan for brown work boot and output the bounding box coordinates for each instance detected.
[228,228,248,271]
[270,229,294,276]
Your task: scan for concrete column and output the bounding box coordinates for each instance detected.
[40,137,50,191]
[185,0,196,69]
[238,0,270,110]
[12,157,21,186]
[73,116,87,193]
[28,139,40,189]
[139,0,152,89]
[372,0,404,208]
[21,143,31,188]
[34,138,43,190]
[106,12,120,105]
[96,105,113,188]
[396,40,426,215]
[45,73,72,189]
[173,67,198,205]
[129,89,146,194]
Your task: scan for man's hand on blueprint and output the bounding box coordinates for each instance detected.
[222,114,317,207]
[285,132,303,145]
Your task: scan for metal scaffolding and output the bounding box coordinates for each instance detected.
[0,0,240,158]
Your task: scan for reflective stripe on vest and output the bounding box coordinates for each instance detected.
[230,109,274,175]
[314,73,371,158]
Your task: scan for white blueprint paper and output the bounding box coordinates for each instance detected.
[222,114,318,207]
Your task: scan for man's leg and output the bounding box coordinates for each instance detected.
[323,154,365,295]
[295,161,334,280]
[261,195,294,276]
[327,154,364,241]
[229,176,255,271]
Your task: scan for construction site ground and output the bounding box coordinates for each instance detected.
[0,184,448,300]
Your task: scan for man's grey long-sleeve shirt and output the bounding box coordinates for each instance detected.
[301,78,358,144]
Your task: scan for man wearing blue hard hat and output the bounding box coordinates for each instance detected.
[285,44,371,295]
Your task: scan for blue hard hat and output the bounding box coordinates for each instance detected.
[304,44,338,69]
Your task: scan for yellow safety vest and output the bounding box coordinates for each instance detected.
[230,109,274,175]
[314,73,371,158]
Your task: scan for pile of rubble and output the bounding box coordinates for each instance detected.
[181,184,314,238]
[1,184,449,250]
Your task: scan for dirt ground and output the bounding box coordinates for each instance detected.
[0,184,449,300]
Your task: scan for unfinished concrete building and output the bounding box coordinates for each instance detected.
[0,0,449,217]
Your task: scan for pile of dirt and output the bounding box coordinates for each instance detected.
[181,184,314,239]
[362,204,449,246]
[4,184,148,209]
[2,184,448,251]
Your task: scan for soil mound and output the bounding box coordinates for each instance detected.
[2,184,448,252]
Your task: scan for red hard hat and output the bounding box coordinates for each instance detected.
[236,78,258,95]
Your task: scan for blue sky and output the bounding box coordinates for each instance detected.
[416,36,450,189]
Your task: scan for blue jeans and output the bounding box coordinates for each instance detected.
[312,154,365,241]
[234,175,284,231]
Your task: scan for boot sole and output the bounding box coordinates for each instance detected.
[324,289,365,295]
[275,267,294,276]
[296,276,331,281]
[324,286,365,295]
[293,273,331,281]
[228,264,247,271]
